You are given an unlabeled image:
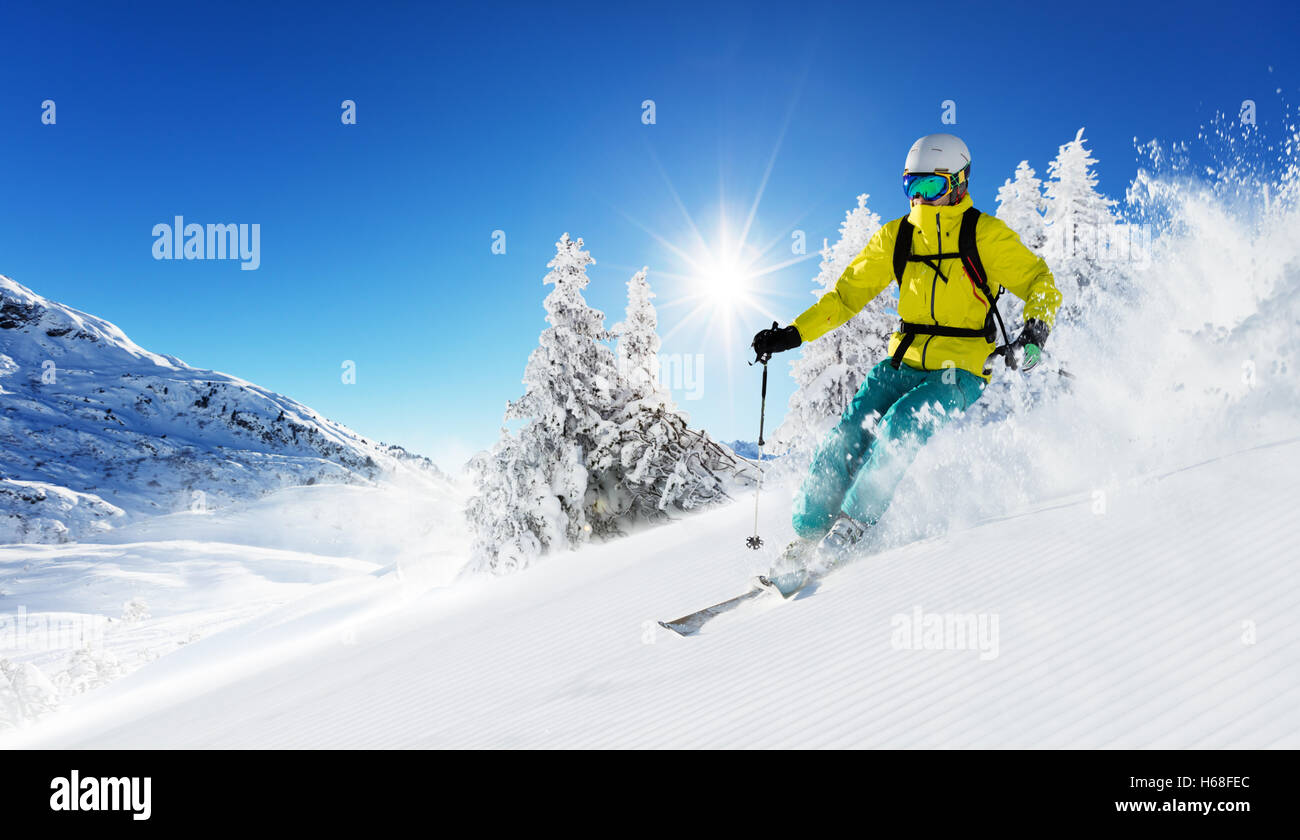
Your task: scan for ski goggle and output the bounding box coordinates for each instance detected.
[902,167,968,201]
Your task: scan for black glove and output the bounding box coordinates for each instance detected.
[751,322,801,362]
[1005,319,1050,371]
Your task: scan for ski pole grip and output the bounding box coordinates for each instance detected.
[751,321,778,365]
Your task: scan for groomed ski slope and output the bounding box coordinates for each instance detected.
[8,434,1297,748]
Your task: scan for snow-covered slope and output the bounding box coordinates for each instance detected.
[0,275,444,542]
[3,433,1295,747]
[0,479,468,730]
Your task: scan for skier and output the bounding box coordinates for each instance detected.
[752,133,1062,571]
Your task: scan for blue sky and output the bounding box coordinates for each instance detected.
[1,0,1295,468]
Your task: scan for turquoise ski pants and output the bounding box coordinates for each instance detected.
[792,358,986,538]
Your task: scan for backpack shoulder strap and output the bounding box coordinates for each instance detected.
[958,207,994,299]
[892,216,913,283]
[957,206,1013,348]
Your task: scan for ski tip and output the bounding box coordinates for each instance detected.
[658,620,696,637]
[753,572,809,600]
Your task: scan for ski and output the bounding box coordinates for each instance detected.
[658,583,765,636]
[658,571,811,637]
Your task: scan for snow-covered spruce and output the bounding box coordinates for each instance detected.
[466,238,751,574]
[467,235,624,573]
[995,160,1049,253]
[602,267,752,524]
[769,194,895,463]
[613,267,667,405]
[1041,127,1133,321]
[0,275,446,542]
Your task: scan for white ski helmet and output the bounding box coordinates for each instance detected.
[903,133,971,175]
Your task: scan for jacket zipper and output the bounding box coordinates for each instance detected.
[922,213,943,371]
[930,213,941,323]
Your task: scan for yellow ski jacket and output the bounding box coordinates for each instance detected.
[793,194,1061,380]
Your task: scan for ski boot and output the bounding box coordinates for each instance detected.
[812,513,869,571]
[759,537,815,598]
[772,536,814,575]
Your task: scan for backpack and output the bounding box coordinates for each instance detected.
[888,206,1011,369]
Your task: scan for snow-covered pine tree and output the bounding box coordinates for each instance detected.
[612,267,665,406]
[996,161,1048,252]
[469,237,754,573]
[769,194,895,462]
[1042,128,1123,321]
[466,234,625,573]
[602,267,753,523]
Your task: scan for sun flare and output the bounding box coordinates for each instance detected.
[610,115,818,404]
[702,256,748,308]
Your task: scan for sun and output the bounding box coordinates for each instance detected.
[610,207,811,359]
[702,255,748,308]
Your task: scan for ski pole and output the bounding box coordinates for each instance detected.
[988,345,1076,380]
[746,345,771,550]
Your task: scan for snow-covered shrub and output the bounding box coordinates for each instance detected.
[466,429,555,573]
[596,405,750,523]
[0,659,60,728]
[54,647,124,695]
[122,598,151,623]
